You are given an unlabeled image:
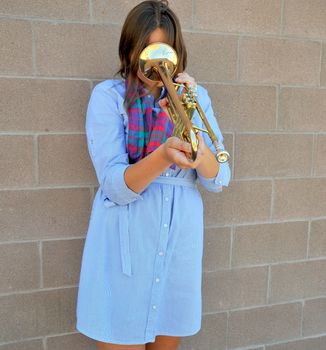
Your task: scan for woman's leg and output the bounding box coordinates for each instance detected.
[97,341,145,350]
[145,335,181,350]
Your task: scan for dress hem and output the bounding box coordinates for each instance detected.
[75,322,201,345]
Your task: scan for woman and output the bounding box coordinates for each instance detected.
[76,1,231,349]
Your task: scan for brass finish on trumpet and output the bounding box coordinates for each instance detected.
[138,42,230,163]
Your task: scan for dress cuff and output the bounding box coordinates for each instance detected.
[106,164,144,205]
[121,165,144,201]
[196,161,230,192]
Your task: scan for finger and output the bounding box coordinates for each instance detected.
[197,132,206,150]
[177,157,192,169]
[158,97,168,108]
[176,72,191,78]
[184,151,193,160]
[170,137,192,153]
[188,153,202,169]
[180,140,192,153]
[175,76,195,85]
[175,72,195,84]
[174,152,193,169]
[158,98,170,116]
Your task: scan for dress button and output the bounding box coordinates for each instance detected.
[152,305,157,309]
[158,251,164,256]
[155,278,160,282]
[163,223,168,228]
[165,197,169,201]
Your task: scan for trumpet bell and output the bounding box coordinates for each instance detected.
[139,42,178,82]
[138,42,230,164]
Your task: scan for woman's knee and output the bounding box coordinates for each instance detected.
[97,340,145,350]
[146,335,181,350]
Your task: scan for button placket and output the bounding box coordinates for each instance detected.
[145,185,171,339]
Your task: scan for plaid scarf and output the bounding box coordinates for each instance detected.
[125,79,176,170]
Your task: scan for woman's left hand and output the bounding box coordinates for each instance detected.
[158,71,197,112]
[174,72,197,95]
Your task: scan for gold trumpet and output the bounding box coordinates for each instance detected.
[138,42,230,163]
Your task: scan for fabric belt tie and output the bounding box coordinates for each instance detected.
[119,205,132,276]
[118,175,197,276]
[151,175,197,188]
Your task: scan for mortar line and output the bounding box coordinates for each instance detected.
[311,133,316,177]
[30,21,37,75]
[229,225,234,269]
[319,42,324,86]
[39,240,43,288]
[280,0,285,35]
[306,220,311,259]
[275,84,280,130]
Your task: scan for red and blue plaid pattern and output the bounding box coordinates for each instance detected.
[125,79,176,170]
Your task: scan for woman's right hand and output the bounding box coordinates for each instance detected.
[158,97,205,169]
[160,136,193,169]
[160,135,209,170]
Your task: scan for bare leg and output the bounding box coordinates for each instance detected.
[146,335,181,350]
[97,341,145,350]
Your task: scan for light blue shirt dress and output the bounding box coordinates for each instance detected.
[76,79,231,344]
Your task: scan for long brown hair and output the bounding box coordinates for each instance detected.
[116,0,187,108]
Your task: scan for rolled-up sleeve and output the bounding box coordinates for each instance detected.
[195,85,231,193]
[85,83,144,206]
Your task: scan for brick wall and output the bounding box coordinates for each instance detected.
[1,1,326,349]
